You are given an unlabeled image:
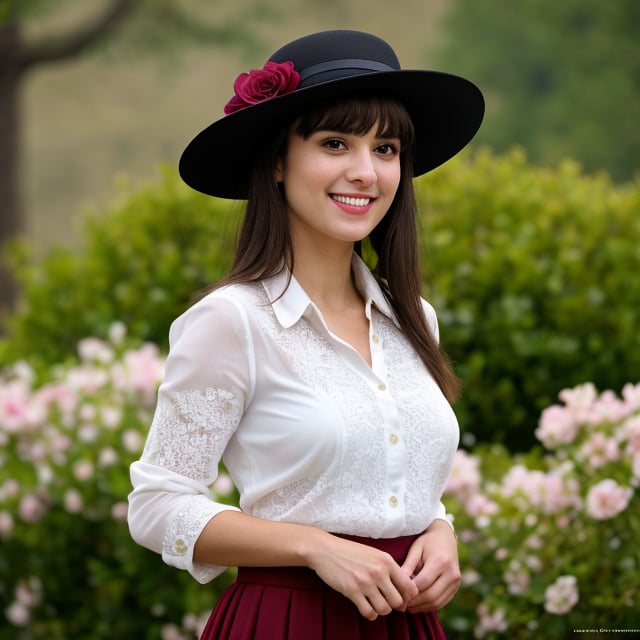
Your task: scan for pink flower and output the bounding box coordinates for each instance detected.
[108,321,127,345]
[0,511,14,535]
[0,380,45,433]
[558,382,597,411]
[580,432,620,467]
[544,575,579,614]
[115,344,165,403]
[64,489,83,514]
[501,465,547,509]
[588,389,628,424]
[445,449,481,503]
[585,479,633,520]
[213,473,234,496]
[541,472,581,514]
[122,429,144,453]
[621,382,640,412]
[224,61,300,114]
[465,493,500,517]
[535,405,578,449]
[111,501,129,521]
[504,567,531,595]
[98,447,119,467]
[475,603,508,637]
[16,578,41,607]
[621,415,640,455]
[5,601,30,626]
[73,459,94,482]
[78,337,114,364]
[633,453,640,479]
[19,494,47,523]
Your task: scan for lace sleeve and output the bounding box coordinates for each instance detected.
[128,293,255,583]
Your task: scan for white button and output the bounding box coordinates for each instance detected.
[174,537,188,555]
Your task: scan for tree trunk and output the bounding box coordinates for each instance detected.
[0,22,23,321]
[0,1,135,323]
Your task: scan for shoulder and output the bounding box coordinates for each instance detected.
[168,283,265,347]
[419,297,440,343]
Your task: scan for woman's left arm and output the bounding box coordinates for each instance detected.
[399,518,461,613]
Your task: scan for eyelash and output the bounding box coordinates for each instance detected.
[322,139,399,156]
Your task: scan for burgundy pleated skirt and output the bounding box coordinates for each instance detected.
[200,533,447,640]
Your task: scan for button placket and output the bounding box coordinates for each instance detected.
[369,325,408,534]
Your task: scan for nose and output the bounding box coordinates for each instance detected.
[345,148,377,186]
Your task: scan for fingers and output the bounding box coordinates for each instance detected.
[406,575,461,613]
[406,559,462,612]
[310,536,418,619]
[346,559,418,619]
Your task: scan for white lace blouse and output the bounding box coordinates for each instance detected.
[128,255,460,584]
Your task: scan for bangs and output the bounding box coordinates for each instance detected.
[294,94,415,151]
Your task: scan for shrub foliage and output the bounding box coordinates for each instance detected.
[3,150,639,447]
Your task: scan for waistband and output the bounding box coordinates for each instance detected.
[236,532,420,590]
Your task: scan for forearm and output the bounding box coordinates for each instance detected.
[193,509,332,569]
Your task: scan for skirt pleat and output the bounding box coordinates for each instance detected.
[200,534,447,639]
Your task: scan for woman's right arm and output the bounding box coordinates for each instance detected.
[194,510,419,621]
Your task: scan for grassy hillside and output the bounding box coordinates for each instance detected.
[21,0,452,251]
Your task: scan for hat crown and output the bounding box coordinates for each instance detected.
[269,30,401,88]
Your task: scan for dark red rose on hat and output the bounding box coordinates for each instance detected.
[224,61,300,115]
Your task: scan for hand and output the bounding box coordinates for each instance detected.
[400,520,461,613]
[308,534,419,621]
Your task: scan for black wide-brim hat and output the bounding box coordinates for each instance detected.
[179,30,484,199]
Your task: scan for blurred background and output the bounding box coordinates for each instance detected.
[5,0,638,255]
[1,3,640,638]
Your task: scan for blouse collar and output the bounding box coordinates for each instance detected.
[262,254,399,329]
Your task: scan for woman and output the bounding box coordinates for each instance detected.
[128,29,484,639]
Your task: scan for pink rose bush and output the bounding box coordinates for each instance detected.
[2,324,638,639]
[441,381,640,639]
[0,325,237,639]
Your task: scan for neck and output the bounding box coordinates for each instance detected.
[290,241,360,312]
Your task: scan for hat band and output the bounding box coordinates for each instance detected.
[298,59,396,86]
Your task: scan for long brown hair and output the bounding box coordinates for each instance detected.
[215,94,460,402]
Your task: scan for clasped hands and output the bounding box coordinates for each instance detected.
[313,521,461,621]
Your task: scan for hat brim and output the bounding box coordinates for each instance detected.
[179,69,484,199]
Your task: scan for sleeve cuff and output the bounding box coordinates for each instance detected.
[161,498,241,584]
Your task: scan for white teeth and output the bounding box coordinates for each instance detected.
[332,195,370,207]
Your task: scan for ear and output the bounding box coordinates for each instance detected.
[274,159,284,182]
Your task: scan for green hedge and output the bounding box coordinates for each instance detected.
[418,149,640,448]
[2,151,639,448]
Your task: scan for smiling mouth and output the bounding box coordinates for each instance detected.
[331,194,372,207]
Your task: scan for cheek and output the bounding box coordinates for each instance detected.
[382,162,402,196]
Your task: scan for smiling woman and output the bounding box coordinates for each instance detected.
[128,29,484,640]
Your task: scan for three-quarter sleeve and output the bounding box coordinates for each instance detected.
[128,294,255,583]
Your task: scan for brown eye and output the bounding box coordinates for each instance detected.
[376,143,398,156]
[324,139,346,150]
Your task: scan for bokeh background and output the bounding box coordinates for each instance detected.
[1,1,639,638]
[9,0,639,253]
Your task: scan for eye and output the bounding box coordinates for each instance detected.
[375,142,399,156]
[324,138,346,151]
[322,138,347,151]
